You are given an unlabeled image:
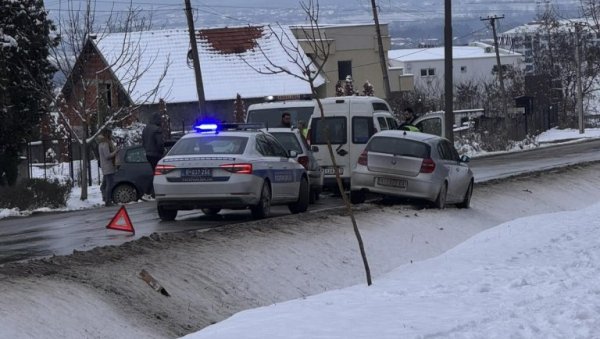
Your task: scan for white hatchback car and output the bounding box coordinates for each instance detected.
[350,130,474,208]
[153,123,310,220]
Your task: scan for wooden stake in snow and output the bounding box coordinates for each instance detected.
[139,269,170,297]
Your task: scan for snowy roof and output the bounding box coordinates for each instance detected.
[388,45,519,63]
[93,26,324,104]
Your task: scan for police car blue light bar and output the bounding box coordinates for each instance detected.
[193,123,219,132]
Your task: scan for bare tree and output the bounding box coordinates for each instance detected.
[37,0,169,200]
[243,0,372,285]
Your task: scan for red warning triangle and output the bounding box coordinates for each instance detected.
[106,206,135,234]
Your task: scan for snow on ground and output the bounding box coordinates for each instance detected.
[0,126,599,338]
[1,162,600,338]
[186,201,600,339]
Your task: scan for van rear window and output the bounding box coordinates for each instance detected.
[310,117,347,145]
[367,137,430,158]
[352,116,374,144]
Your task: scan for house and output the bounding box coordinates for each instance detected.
[291,23,398,98]
[499,18,600,74]
[387,42,523,93]
[60,25,324,135]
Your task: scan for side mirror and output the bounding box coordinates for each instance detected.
[289,150,298,158]
[311,145,319,152]
[460,154,470,163]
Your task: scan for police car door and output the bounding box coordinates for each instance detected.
[255,134,296,200]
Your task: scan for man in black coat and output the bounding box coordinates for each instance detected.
[142,112,165,173]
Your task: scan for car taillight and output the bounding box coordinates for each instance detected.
[297,155,309,169]
[420,158,436,173]
[357,150,368,166]
[154,164,176,175]
[220,163,253,174]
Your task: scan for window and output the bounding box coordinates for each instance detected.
[367,137,430,158]
[270,132,303,154]
[415,117,442,137]
[256,135,288,157]
[352,117,374,144]
[377,117,389,131]
[437,140,459,161]
[263,134,289,157]
[99,83,112,107]
[125,147,146,163]
[372,102,390,112]
[492,64,513,74]
[338,60,352,81]
[386,117,398,130]
[169,136,248,155]
[460,66,467,73]
[310,117,347,145]
[420,68,435,77]
[246,107,314,127]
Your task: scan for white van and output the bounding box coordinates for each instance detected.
[307,96,398,189]
[246,100,316,128]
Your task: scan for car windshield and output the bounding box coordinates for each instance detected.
[367,136,430,158]
[168,136,248,155]
[270,132,303,154]
[247,106,314,127]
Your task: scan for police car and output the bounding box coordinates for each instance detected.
[153,123,310,221]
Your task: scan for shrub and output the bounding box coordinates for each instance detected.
[0,178,72,210]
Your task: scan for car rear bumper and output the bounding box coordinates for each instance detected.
[156,195,259,210]
[154,175,262,209]
[351,170,440,201]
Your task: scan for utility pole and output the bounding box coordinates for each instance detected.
[574,22,585,134]
[481,15,508,135]
[444,0,454,141]
[370,0,391,99]
[184,0,206,117]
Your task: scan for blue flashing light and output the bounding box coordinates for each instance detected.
[192,117,222,133]
[194,123,218,132]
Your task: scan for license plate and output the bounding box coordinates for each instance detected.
[182,168,212,181]
[324,167,344,175]
[376,177,407,189]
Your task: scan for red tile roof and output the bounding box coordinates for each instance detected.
[197,26,264,54]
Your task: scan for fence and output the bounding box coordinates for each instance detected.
[22,138,100,186]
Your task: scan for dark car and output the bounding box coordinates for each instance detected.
[111,145,153,204]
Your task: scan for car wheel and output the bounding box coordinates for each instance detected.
[157,205,177,221]
[289,177,309,214]
[433,182,447,209]
[251,181,271,219]
[350,190,366,204]
[112,184,138,204]
[457,181,473,209]
[201,208,221,216]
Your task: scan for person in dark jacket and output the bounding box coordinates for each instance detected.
[280,112,292,128]
[142,112,165,173]
[399,107,420,132]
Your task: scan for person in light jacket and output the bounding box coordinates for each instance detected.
[98,129,119,206]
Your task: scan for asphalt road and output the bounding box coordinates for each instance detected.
[1,138,600,265]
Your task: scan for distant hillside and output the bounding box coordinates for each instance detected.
[44,0,581,44]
